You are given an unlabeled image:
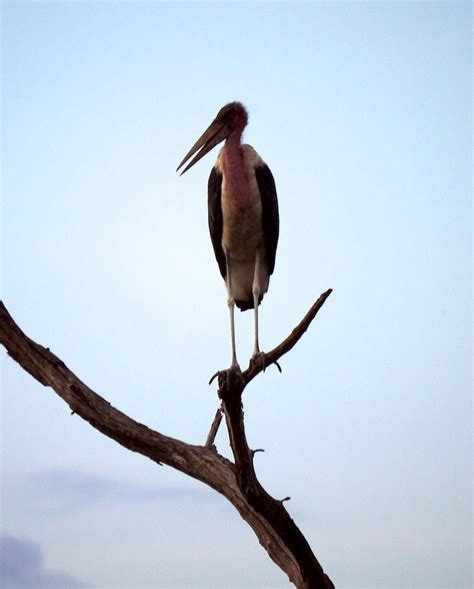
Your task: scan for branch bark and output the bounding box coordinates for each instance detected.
[0,289,334,588]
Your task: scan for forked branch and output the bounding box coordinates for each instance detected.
[0,290,334,589]
[245,288,333,382]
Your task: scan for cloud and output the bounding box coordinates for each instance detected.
[0,535,87,588]
[29,468,216,510]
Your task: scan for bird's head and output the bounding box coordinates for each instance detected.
[177,101,248,175]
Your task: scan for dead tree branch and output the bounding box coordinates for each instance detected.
[205,405,223,449]
[0,289,334,589]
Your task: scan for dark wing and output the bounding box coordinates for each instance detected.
[255,163,279,275]
[207,166,226,279]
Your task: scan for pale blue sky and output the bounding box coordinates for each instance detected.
[1,2,472,588]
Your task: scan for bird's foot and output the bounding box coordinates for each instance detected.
[250,350,267,371]
[209,363,242,386]
[250,351,282,374]
[209,365,245,401]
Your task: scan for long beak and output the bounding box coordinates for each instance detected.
[176,119,229,175]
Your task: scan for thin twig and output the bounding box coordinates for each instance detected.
[205,405,223,449]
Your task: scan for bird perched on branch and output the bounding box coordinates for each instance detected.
[177,101,279,369]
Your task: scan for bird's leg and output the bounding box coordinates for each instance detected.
[252,294,260,357]
[225,254,240,370]
[251,249,262,359]
[227,296,239,369]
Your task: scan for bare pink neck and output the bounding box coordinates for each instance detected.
[223,131,249,211]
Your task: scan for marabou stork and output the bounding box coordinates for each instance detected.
[177,102,279,369]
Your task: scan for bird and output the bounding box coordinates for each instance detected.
[177,101,279,369]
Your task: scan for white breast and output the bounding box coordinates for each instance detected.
[215,145,270,302]
[216,145,263,260]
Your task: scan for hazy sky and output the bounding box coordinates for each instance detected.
[1,1,471,588]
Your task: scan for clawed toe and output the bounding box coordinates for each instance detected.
[251,351,267,370]
[250,352,282,374]
[209,363,243,387]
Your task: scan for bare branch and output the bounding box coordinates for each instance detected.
[0,291,334,589]
[0,302,229,484]
[210,290,334,588]
[216,365,334,589]
[244,288,333,384]
[205,405,223,449]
